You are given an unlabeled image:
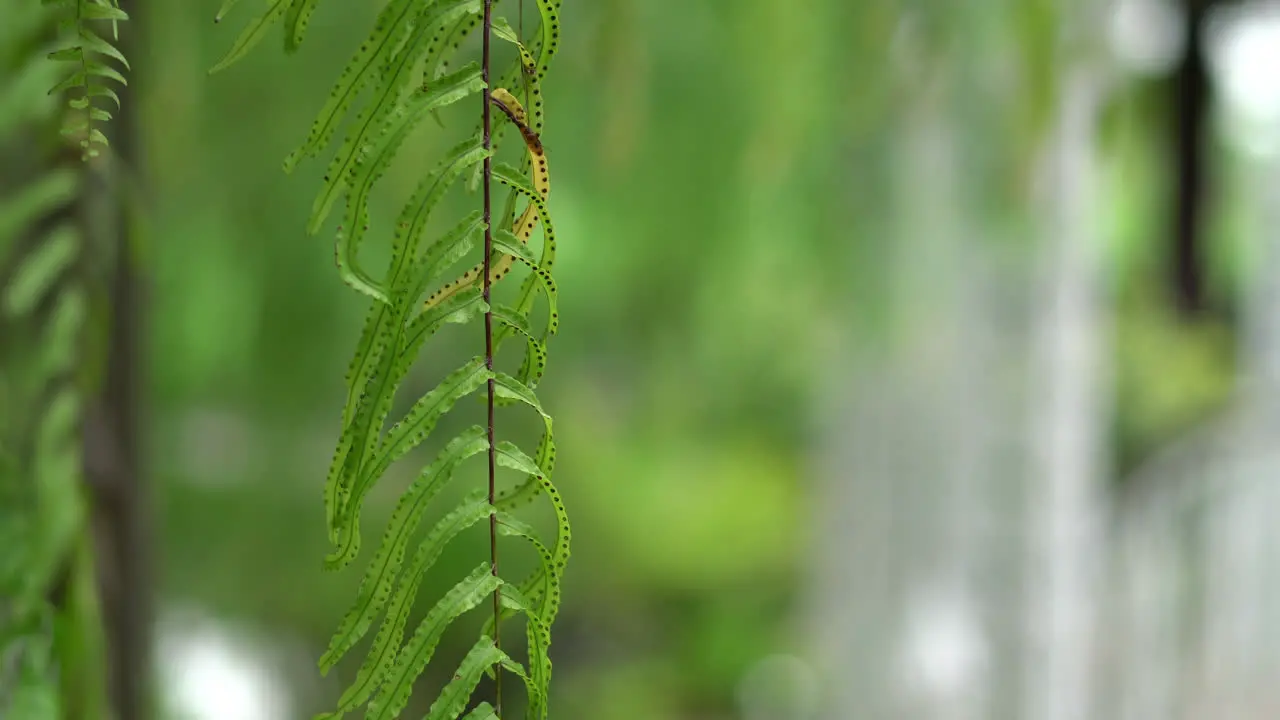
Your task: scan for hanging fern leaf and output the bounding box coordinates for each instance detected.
[215,0,570,717]
[43,0,129,159]
[2,6,102,711]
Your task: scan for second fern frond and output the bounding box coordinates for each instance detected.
[44,0,129,160]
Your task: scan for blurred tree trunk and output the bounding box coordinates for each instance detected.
[808,6,1115,720]
[1111,478,1182,719]
[82,0,153,717]
[1241,148,1280,408]
[1104,152,1280,719]
[807,43,1018,719]
[1021,57,1109,720]
[1019,1,1114,714]
[1215,142,1280,714]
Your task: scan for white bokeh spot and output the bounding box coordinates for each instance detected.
[157,610,291,720]
[1207,1,1280,158]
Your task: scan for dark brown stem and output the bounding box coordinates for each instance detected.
[481,0,502,714]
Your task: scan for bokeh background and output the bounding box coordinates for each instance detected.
[63,0,1280,717]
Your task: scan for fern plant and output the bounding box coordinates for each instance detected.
[1,1,110,715]
[43,0,130,160]
[213,1,568,717]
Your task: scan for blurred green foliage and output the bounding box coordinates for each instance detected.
[1,3,113,715]
[102,0,1250,717]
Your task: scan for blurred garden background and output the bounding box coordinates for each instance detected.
[6,0,1280,718]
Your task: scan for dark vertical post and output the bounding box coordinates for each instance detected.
[84,0,153,717]
[1170,0,1211,318]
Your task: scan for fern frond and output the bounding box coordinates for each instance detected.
[43,0,129,159]
[2,10,98,709]
[215,0,570,716]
